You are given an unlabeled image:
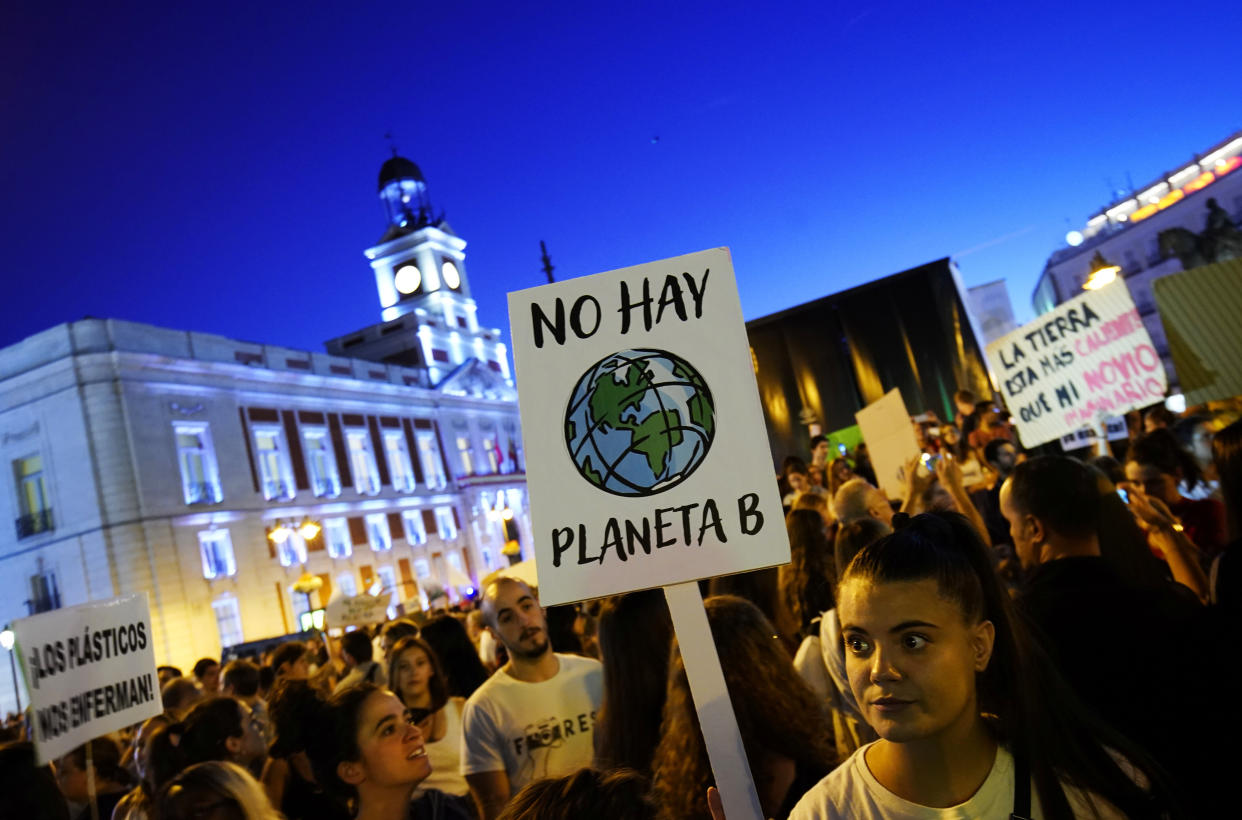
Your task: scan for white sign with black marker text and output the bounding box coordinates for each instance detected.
[985,280,1167,448]
[14,593,161,763]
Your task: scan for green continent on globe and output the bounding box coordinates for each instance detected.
[587,361,684,479]
[673,360,714,438]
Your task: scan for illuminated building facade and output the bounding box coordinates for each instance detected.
[0,155,527,714]
[1033,131,1242,388]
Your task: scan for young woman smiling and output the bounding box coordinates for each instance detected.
[788,512,1179,820]
[307,682,432,820]
[388,636,472,806]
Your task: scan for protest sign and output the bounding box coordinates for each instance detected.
[1059,415,1127,452]
[13,593,161,764]
[1152,258,1242,407]
[509,247,781,820]
[855,388,921,501]
[507,247,788,607]
[985,280,1166,448]
[325,593,389,628]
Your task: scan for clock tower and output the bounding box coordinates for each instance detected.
[324,152,511,388]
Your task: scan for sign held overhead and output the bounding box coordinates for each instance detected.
[13,593,162,764]
[985,280,1167,448]
[508,247,788,606]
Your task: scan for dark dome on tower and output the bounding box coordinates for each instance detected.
[377,155,425,192]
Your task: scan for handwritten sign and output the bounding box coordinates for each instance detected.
[508,248,789,607]
[325,594,389,628]
[14,594,161,763]
[985,280,1166,448]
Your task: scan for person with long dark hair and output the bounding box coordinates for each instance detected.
[780,509,837,640]
[592,590,674,776]
[147,696,267,793]
[1126,428,1226,560]
[1211,417,1242,618]
[652,595,834,820]
[789,512,1178,819]
[260,679,351,820]
[420,614,490,699]
[305,682,432,820]
[388,635,473,809]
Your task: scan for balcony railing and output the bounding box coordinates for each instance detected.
[186,482,223,505]
[263,480,295,501]
[312,477,342,498]
[16,509,54,539]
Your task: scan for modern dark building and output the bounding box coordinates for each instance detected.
[746,258,993,464]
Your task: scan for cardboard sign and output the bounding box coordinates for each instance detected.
[507,248,788,606]
[854,388,921,502]
[985,280,1167,448]
[13,594,161,764]
[324,594,389,627]
[1059,415,1128,452]
[1152,258,1242,407]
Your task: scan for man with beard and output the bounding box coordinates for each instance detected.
[461,577,603,819]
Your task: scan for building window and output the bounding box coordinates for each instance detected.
[481,434,500,474]
[291,587,311,629]
[212,594,244,648]
[27,568,61,614]
[455,436,475,476]
[336,572,358,598]
[403,510,427,545]
[414,558,432,580]
[13,454,54,538]
[325,518,352,559]
[415,432,447,489]
[376,565,400,615]
[275,530,308,567]
[384,431,416,492]
[198,529,237,579]
[303,428,340,497]
[347,430,380,495]
[366,513,392,552]
[174,423,222,505]
[435,507,458,541]
[254,427,295,500]
[481,548,493,570]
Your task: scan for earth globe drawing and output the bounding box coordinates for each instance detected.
[564,349,715,497]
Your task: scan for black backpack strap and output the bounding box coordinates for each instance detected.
[1010,748,1032,820]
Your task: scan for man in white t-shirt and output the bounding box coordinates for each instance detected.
[461,577,603,819]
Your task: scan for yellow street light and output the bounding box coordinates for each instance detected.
[298,520,321,540]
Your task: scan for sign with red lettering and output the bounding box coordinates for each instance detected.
[985,280,1167,448]
[508,248,789,606]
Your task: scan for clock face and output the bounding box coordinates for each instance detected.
[394,264,422,294]
[442,260,461,290]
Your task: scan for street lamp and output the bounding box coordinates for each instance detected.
[1083,251,1122,291]
[0,625,19,712]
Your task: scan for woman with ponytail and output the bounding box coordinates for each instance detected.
[147,697,267,792]
[789,511,1180,819]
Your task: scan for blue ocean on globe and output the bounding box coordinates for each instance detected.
[563,349,715,497]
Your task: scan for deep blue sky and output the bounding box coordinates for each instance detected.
[4,1,1239,353]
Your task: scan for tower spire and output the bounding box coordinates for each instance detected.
[540,240,556,283]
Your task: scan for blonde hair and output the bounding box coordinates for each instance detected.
[156,761,284,820]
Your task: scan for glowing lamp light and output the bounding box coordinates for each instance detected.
[268,524,293,544]
[1184,171,1215,194]
[441,261,461,289]
[1065,230,1084,246]
[1083,266,1120,290]
[298,521,321,540]
[1130,203,1160,223]
[1165,393,1187,414]
[465,587,475,596]
[0,628,13,651]
[1217,156,1241,175]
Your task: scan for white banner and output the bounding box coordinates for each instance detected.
[325,594,390,628]
[14,594,161,764]
[985,280,1167,448]
[508,248,789,606]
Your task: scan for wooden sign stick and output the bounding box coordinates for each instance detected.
[664,581,763,820]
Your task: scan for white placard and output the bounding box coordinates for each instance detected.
[508,248,788,606]
[325,594,390,627]
[1059,415,1128,452]
[14,593,161,764]
[855,388,921,502]
[985,280,1167,448]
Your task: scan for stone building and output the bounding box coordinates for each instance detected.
[0,154,528,714]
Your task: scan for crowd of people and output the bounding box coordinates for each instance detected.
[2,389,1239,818]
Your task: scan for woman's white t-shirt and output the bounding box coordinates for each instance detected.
[789,742,1126,819]
[415,698,469,797]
